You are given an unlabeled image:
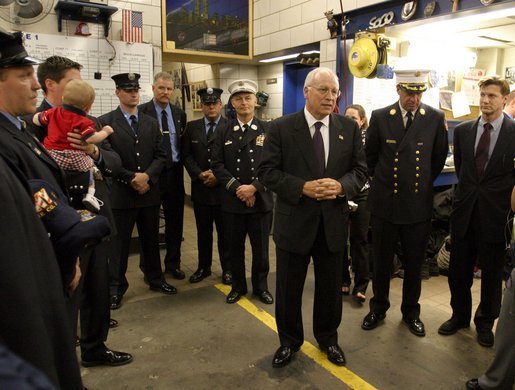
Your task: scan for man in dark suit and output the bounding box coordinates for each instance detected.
[439,77,515,348]
[182,87,231,284]
[32,55,133,368]
[212,79,274,305]
[0,29,83,390]
[139,71,187,280]
[363,70,448,337]
[259,68,367,368]
[99,73,175,310]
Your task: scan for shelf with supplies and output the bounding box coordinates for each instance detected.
[189,81,207,111]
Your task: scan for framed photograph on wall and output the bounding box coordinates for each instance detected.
[190,80,208,111]
[162,0,252,62]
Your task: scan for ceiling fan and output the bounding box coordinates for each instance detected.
[0,0,53,25]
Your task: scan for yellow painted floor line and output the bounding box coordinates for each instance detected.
[215,284,377,390]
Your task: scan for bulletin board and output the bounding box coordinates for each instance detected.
[23,32,154,118]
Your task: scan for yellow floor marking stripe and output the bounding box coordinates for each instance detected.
[215,284,376,390]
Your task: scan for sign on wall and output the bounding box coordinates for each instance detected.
[23,32,154,117]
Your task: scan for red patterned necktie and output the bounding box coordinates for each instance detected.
[313,121,325,176]
[475,122,492,176]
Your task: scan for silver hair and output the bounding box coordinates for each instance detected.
[304,67,339,89]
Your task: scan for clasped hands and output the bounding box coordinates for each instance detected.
[198,170,218,187]
[131,172,150,195]
[302,178,343,200]
[236,184,256,208]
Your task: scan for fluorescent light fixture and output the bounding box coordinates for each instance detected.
[259,50,320,63]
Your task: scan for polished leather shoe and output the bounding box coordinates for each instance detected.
[222,271,233,285]
[189,268,211,283]
[320,344,346,366]
[149,281,177,295]
[226,290,243,304]
[82,348,133,367]
[477,329,494,347]
[254,290,274,304]
[110,295,122,310]
[466,378,483,389]
[403,317,426,337]
[166,268,185,280]
[361,312,385,330]
[272,345,300,368]
[438,318,469,335]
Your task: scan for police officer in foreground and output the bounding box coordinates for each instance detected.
[182,87,232,285]
[99,73,173,310]
[211,79,274,304]
[362,69,448,336]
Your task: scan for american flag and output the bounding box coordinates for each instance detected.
[121,9,143,43]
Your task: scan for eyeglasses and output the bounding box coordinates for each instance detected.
[309,86,339,97]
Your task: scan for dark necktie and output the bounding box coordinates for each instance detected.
[130,115,138,134]
[475,122,492,176]
[207,121,215,140]
[161,110,169,132]
[313,121,325,176]
[243,124,249,132]
[405,111,413,130]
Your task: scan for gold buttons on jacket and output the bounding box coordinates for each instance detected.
[394,189,398,194]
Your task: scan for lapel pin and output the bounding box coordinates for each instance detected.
[339,135,344,140]
[233,125,239,131]
[419,108,426,115]
[251,124,258,130]
[225,140,233,145]
[390,109,396,115]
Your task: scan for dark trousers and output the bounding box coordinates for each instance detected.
[66,243,110,356]
[275,223,343,348]
[222,211,271,294]
[449,208,505,330]
[110,206,163,296]
[342,192,370,294]
[161,164,185,270]
[193,202,228,272]
[369,216,431,319]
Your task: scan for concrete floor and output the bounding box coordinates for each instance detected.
[80,205,495,390]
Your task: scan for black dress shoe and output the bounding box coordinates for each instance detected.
[320,344,346,366]
[109,318,118,328]
[222,271,233,285]
[466,378,482,389]
[477,329,494,347]
[403,317,425,337]
[226,290,242,304]
[167,268,185,280]
[361,312,385,330]
[189,268,212,283]
[149,281,177,295]
[438,318,469,335]
[272,345,300,368]
[110,295,122,310]
[254,290,274,304]
[82,348,133,367]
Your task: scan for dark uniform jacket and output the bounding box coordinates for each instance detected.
[365,102,448,224]
[258,110,367,255]
[0,114,83,389]
[99,107,166,209]
[182,116,227,205]
[212,117,273,214]
[451,115,515,243]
